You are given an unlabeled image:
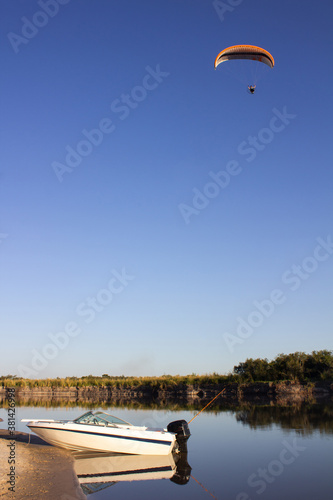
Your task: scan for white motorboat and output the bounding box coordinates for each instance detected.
[22,410,190,455]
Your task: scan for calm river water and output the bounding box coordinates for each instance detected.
[13,402,333,499]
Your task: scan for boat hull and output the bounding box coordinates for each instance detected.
[27,422,176,455]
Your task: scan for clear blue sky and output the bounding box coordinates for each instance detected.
[1,0,332,378]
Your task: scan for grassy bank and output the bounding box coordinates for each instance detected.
[0,373,235,389]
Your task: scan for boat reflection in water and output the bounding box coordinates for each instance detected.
[73,446,191,495]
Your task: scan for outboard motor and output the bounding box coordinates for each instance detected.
[167,420,191,443]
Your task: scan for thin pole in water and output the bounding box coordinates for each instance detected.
[191,474,218,500]
[188,387,226,424]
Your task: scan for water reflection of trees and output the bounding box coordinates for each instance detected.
[234,403,333,435]
[1,396,332,435]
[0,397,195,411]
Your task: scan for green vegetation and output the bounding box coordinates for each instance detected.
[1,350,332,388]
[233,350,333,382]
[0,372,235,389]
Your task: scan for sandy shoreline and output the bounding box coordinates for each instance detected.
[0,430,86,499]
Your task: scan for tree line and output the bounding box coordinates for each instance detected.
[233,350,333,382]
[1,350,332,387]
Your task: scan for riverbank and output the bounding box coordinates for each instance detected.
[1,381,332,406]
[0,430,85,499]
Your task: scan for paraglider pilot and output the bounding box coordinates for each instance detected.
[248,85,256,94]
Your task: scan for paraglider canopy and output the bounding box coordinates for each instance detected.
[214,45,274,93]
[214,45,274,69]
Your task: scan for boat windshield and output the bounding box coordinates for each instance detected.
[74,411,132,427]
[96,412,132,426]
